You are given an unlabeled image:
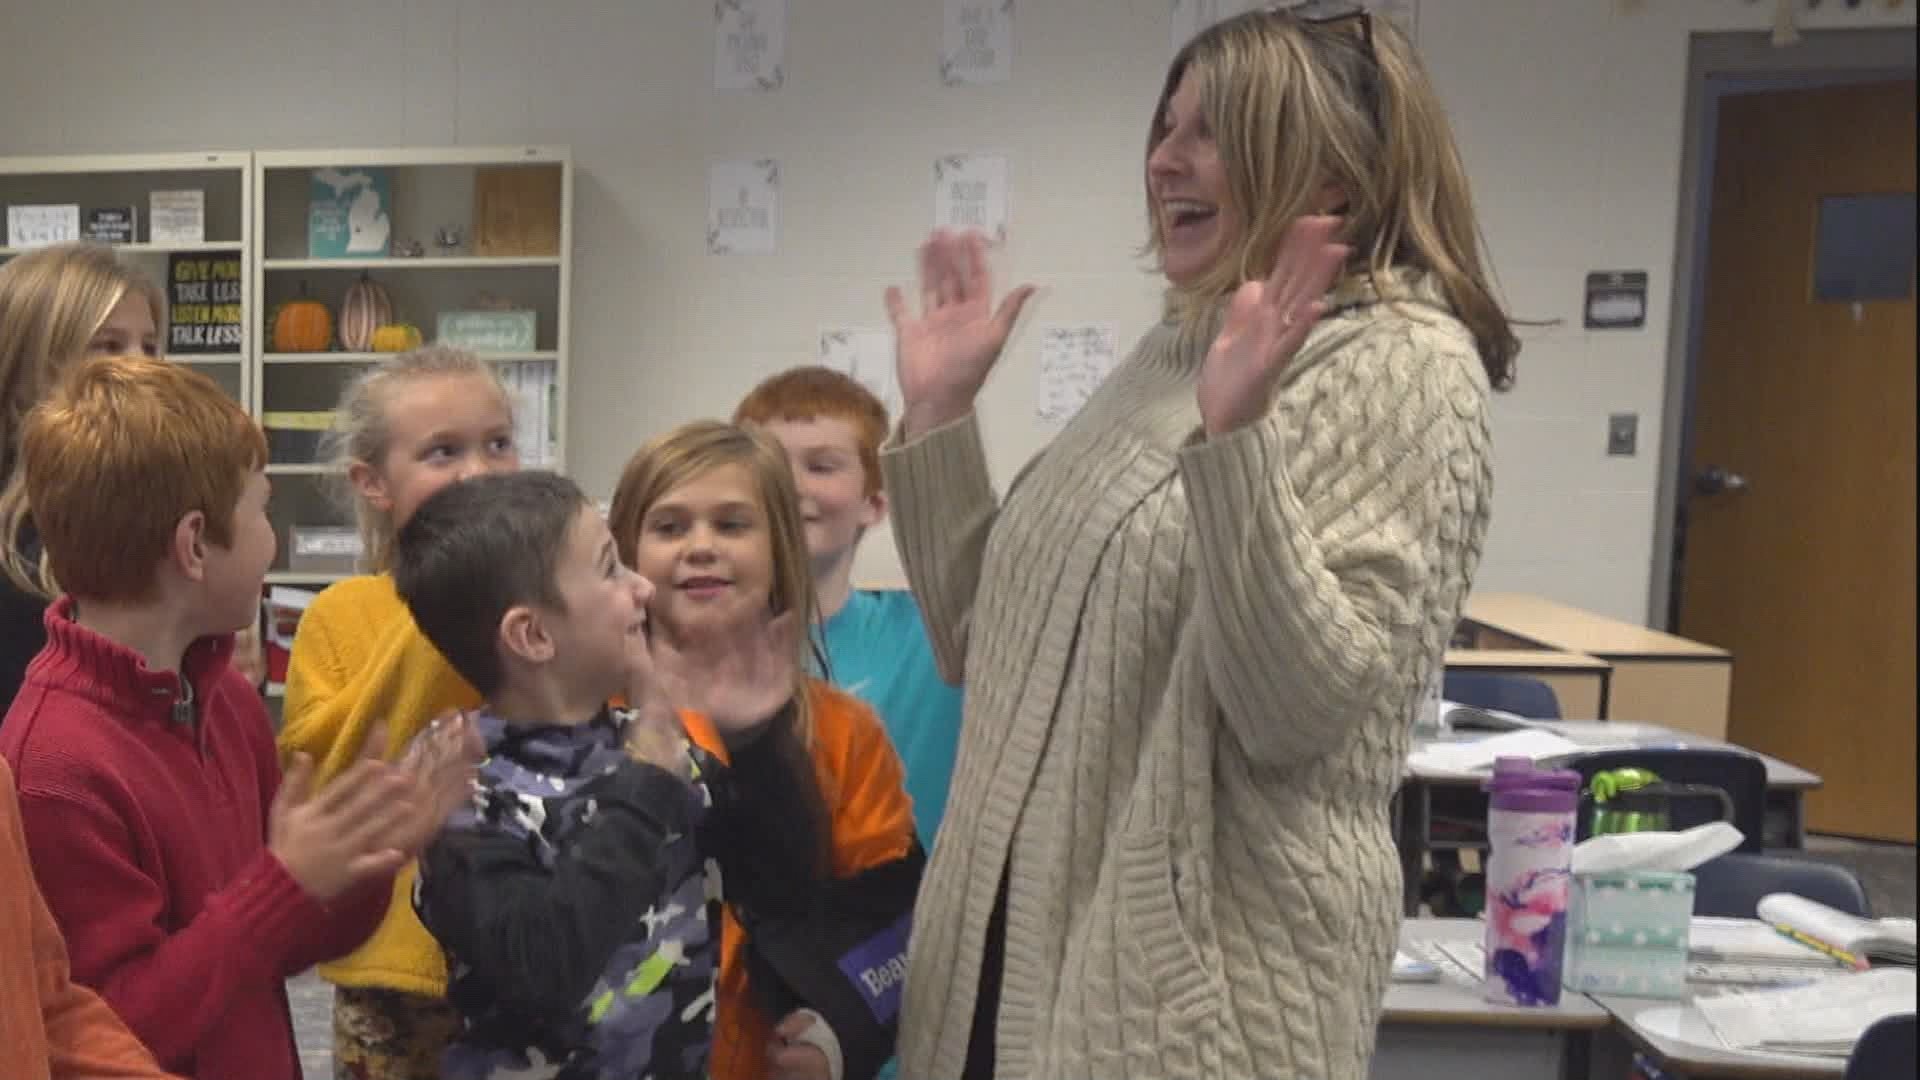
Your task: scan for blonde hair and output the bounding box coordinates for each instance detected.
[320,344,512,574]
[1149,10,1518,388]
[608,420,822,749]
[0,243,168,598]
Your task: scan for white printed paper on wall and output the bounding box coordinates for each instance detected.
[941,0,1013,85]
[818,327,902,420]
[933,154,1009,246]
[707,159,780,255]
[714,0,787,91]
[1037,324,1119,428]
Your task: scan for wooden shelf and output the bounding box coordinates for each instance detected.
[264,463,338,476]
[262,255,560,271]
[174,353,244,365]
[264,350,557,364]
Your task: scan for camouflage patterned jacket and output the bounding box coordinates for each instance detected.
[415,705,723,1080]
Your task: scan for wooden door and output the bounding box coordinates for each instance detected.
[1678,80,1916,842]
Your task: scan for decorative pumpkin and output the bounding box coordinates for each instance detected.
[338,275,393,352]
[370,323,422,353]
[271,284,332,353]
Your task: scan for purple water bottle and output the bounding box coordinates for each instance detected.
[1481,756,1580,1006]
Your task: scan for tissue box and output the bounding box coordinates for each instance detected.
[1564,870,1694,998]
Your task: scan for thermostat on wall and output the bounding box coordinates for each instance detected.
[1585,271,1648,329]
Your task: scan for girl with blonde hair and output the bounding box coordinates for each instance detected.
[278,344,520,1078]
[880,5,1509,1077]
[0,243,269,717]
[611,420,921,1080]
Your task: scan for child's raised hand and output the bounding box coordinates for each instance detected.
[268,752,417,902]
[388,710,485,854]
[647,609,801,736]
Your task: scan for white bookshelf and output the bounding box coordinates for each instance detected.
[0,151,255,408]
[251,145,572,587]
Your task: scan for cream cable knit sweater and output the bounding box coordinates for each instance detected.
[880,273,1493,1080]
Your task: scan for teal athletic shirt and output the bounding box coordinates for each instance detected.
[816,588,963,849]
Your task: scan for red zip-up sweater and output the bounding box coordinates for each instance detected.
[0,597,388,1080]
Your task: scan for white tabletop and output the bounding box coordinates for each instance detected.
[1406,719,1822,790]
[1385,919,1611,1030]
[1594,991,1850,1078]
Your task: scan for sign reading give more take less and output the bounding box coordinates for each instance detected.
[167,252,243,354]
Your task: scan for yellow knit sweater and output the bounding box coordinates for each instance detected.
[277,573,480,995]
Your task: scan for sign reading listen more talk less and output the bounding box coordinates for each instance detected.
[167,252,243,354]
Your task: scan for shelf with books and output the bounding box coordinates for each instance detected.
[252,146,571,472]
[0,151,255,409]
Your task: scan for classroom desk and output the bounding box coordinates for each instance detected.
[1395,721,1823,916]
[1459,593,1733,740]
[1587,992,1849,1079]
[1375,918,1611,1080]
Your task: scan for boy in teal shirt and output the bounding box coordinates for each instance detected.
[736,368,962,848]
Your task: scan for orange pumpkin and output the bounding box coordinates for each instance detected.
[272,284,332,353]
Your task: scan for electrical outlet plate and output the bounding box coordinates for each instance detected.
[1607,413,1638,457]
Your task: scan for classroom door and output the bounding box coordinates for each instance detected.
[1675,80,1916,842]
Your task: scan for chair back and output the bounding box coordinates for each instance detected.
[1846,1013,1915,1080]
[1442,671,1563,719]
[1690,851,1871,918]
[1561,747,1767,853]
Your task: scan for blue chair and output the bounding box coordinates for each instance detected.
[1442,671,1563,719]
[1560,747,1768,853]
[1847,1013,1915,1080]
[1690,851,1871,918]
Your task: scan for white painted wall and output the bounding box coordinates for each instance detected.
[1,0,1911,619]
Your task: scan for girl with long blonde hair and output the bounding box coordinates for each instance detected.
[611,420,921,1080]
[0,244,171,715]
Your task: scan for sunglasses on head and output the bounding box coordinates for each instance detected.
[1269,0,1375,56]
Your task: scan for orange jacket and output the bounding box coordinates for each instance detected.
[688,680,917,1080]
[0,758,180,1080]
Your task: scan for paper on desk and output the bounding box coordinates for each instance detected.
[1570,822,1744,875]
[1696,967,1917,1057]
[1405,729,1583,773]
[1690,917,1843,965]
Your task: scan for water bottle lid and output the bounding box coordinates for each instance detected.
[1483,756,1581,807]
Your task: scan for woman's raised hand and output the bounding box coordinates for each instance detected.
[1196,215,1350,437]
[884,229,1036,438]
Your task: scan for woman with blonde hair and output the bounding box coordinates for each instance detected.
[0,244,261,718]
[880,5,1508,1078]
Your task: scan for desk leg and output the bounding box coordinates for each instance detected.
[1785,792,1806,850]
[1396,782,1430,917]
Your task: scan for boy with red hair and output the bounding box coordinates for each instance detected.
[0,355,476,1080]
[735,367,963,849]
